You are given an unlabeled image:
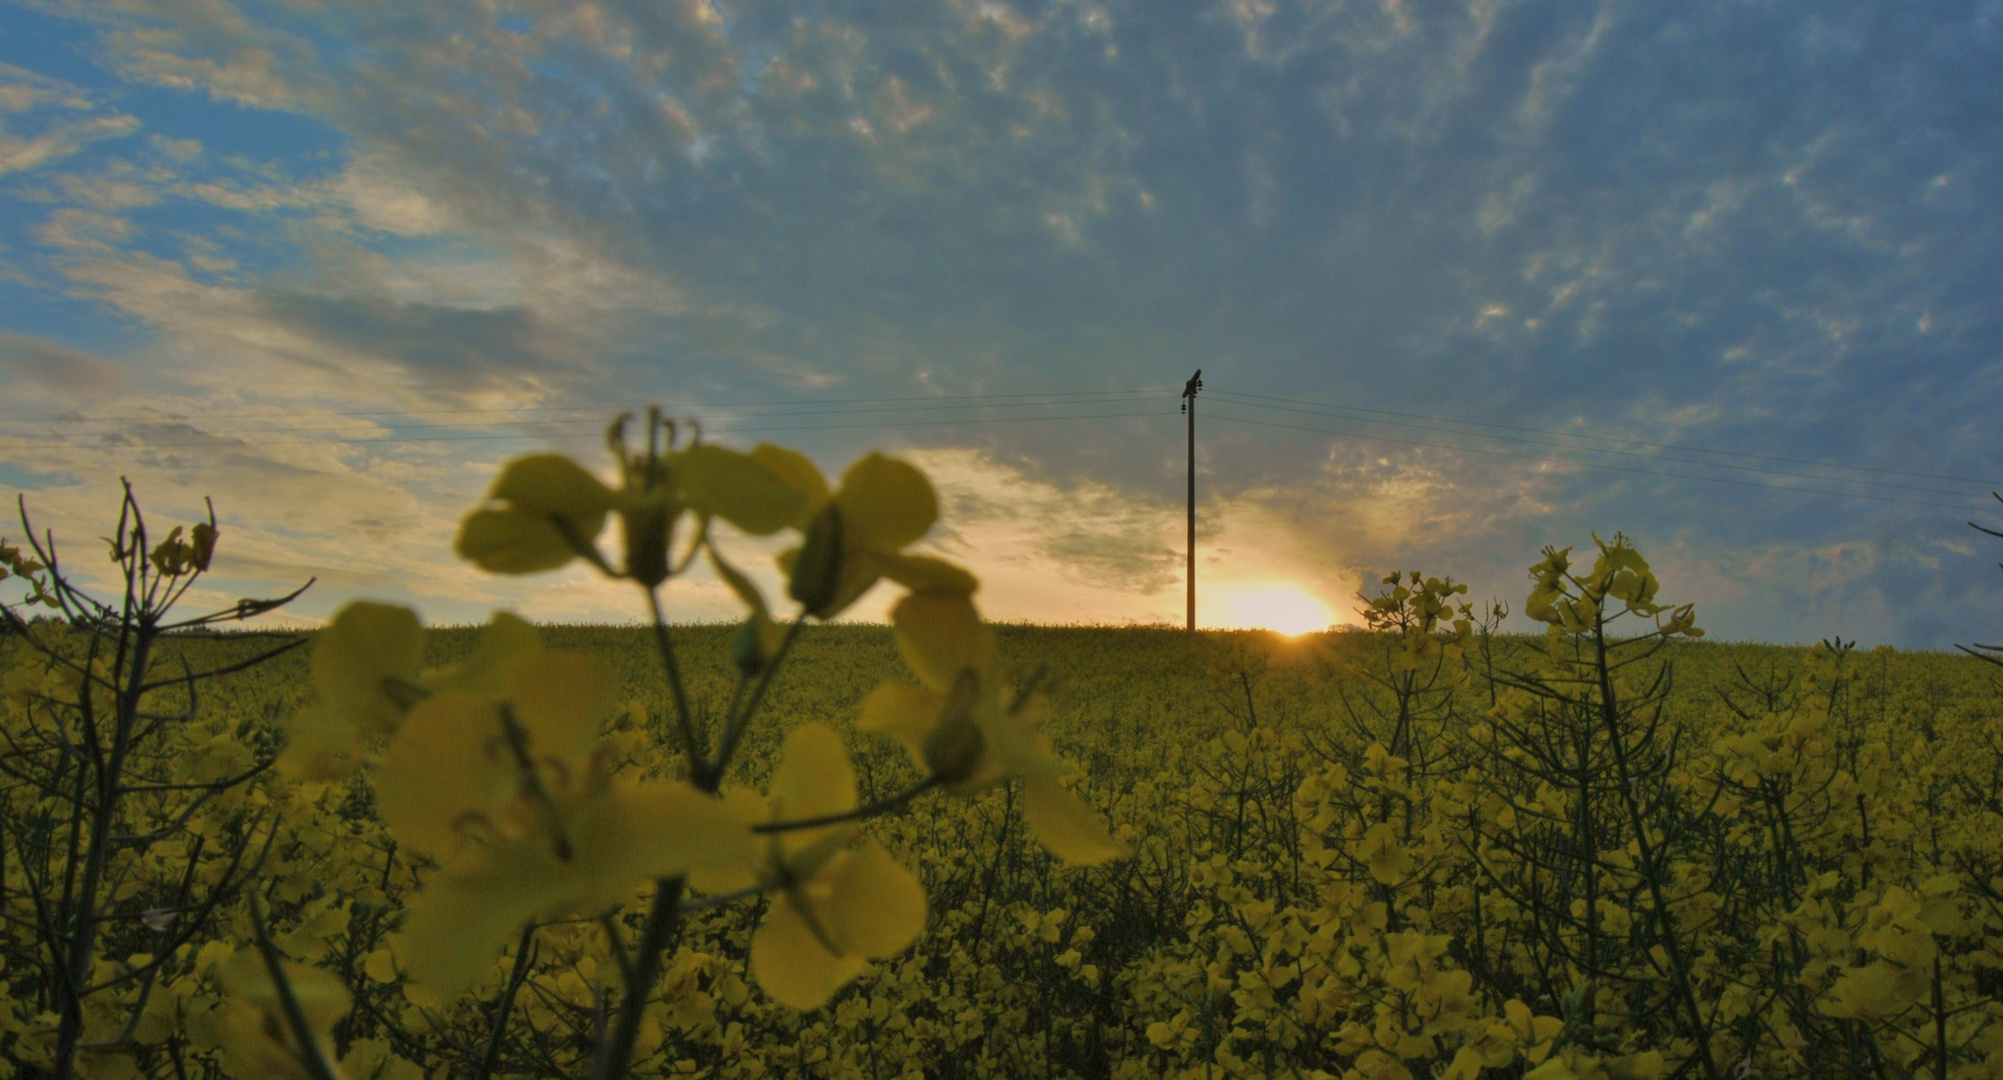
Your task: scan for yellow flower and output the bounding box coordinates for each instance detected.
[279,601,424,778]
[703,724,927,1011]
[1360,822,1414,885]
[281,607,541,779]
[455,424,807,583]
[676,442,811,536]
[859,590,1126,865]
[1501,999,1566,1066]
[457,454,620,575]
[212,949,350,1080]
[774,451,974,618]
[372,650,750,997]
[398,780,746,997]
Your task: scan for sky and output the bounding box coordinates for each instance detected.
[0,0,1998,645]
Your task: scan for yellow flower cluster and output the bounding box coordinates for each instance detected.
[238,418,1126,1075]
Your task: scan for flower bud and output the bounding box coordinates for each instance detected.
[787,504,844,616]
[190,521,219,571]
[621,494,675,588]
[922,669,985,786]
[731,616,769,677]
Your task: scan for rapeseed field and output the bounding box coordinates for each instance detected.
[3,419,2000,1080]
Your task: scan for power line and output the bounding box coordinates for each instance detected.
[1203,410,1981,511]
[1210,389,1999,489]
[0,392,1169,447]
[2,373,1975,515]
[1204,394,1985,500]
[0,407,1174,451]
[0,388,1175,425]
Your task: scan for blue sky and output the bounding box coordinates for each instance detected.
[1,0,1999,644]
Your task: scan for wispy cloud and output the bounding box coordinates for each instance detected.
[0,62,139,175]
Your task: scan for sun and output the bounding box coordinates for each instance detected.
[1213,583,1335,636]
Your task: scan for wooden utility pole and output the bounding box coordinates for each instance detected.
[1180,369,1203,631]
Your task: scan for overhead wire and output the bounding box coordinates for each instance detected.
[2,379,1981,513]
[0,391,1171,448]
[1202,393,1989,499]
[1201,410,1982,511]
[1209,389,1998,488]
[0,388,1175,426]
[0,405,1176,451]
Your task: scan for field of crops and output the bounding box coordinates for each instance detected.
[4,434,2003,1080]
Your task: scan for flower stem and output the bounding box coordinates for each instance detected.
[246,897,342,1080]
[645,588,707,786]
[587,875,686,1080]
[752,777,941,834]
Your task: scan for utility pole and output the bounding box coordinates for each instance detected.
[1180,369,1202,632]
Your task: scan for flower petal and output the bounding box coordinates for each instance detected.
[890,591,993,692]
[504,652,615,766]
[218,949,353,1035]
[569,781,755,908]
[401,839,567,997]
[311,601,424,737]
[423,612,542,697]
[877,553,978,595]
[679,444,806,536]
[857,683,942,766]
[490,454,617,519]
[688,786,766,895]
[821,840,927,958]
[216,950,351,1075]
[833,453,935,553]
[751,444,831,520]
[770,724,856,835]
[375,693,509,859]
[456,508,585,575]
[1022,774,1128,866]
[750,892,867,1011]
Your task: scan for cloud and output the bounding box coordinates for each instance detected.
[250,291,574,391]
[0,331,130,395]
[332,157,451,236]
[0,63,140,175]
[99,0,328,111]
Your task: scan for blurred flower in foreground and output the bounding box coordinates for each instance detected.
[861,589,1126,865]
[698,724,927,1010]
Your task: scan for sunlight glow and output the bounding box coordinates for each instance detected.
[1212,583,1335,636]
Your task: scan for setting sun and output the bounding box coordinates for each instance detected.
[1210,583,1336,636]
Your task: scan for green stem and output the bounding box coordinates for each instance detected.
[645,588,706,785]
[751,777,941,835]
[247,898,343,1080]
[474,924,538,1080]
[707,616,806,788]
[587,876,686,1080]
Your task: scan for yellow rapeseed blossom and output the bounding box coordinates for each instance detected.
[279,601,425,778]
[706,724,927,1011]
[455,423,807,583]
[210,949,350,1080]
[457,453,620,574]
[281,607,542,778]
[860,589,1126,865]
[370,650,750,996]
[776,451,974,618]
